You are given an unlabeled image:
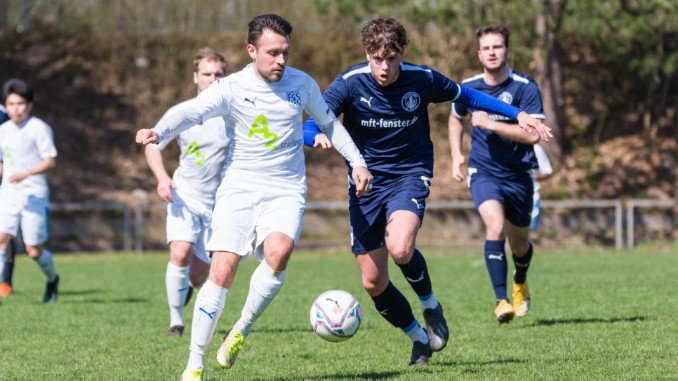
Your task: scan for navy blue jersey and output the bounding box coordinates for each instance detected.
[453,69,545,178]
[304,62,522,183]
[0,105,8,124]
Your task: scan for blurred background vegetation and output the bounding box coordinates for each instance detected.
[1,0,677,203]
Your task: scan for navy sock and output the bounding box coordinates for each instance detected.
[513,242,533,284]
[397,249,432,298]
[3,239,16,286]
[371,281,416,330]
[484,240,508,302]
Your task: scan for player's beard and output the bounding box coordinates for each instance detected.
[258,65,285,82]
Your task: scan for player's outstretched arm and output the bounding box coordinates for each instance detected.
[144,145,175,203]
[447,112,466,182]
[471,111,541,145]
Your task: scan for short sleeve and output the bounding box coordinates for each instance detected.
[519,81,545,120]
[35,122,57,159]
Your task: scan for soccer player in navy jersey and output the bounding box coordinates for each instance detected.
[448,25,547,323]
[304,17,551,365]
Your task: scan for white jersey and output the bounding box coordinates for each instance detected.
[153,64,349,195]
[531,144,553,193]
[0,116,57,199]
[155,102,230,206]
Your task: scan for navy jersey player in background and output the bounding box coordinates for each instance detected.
[448,25,547,324]
[304,17,552,366]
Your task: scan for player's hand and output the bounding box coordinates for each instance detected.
[313,134,332,149]
[516,111,553,142]
[352,166,373,198]
[136,129,159,145]
[9,171,29,183]
[157,178,176,203]
[471,111,491,130]
[451,153,466,182]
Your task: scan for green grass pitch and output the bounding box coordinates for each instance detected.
[0,243,676,380]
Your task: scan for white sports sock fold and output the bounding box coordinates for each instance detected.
[0,249,6,282]
[166,262,190,327]
[35,249,57,282]
[187,280,227,370]
[233,260,285,336]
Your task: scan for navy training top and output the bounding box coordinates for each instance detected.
[304,62,523,183]
[452,69,545,179]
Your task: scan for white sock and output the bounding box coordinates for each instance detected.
[186,279,227,371]
[233,260,285,336]
[0,249,5,282]
[35,249,57,282]
[404,321,429,344]
[166,262,190,327]
[419,293,440,311]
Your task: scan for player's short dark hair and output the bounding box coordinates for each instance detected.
[361,17,408,55]
[247,14,293,46]
[3,79,34,104]
[475,25,510,49]
[193,47,226,73]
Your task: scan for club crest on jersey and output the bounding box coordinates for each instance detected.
[287,90,303,110]
[401,91,420,112]
[498,91,513,104]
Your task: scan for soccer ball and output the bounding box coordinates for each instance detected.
[310,290,362,342]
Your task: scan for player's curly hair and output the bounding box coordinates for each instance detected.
[475,25,510,49]
[361,17,408,55]
[248,14,293,46]
[193,47,226,74]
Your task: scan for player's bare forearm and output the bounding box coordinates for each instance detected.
[447,113,465,158]
[144,145,171,183]
[473,111,541,145]
[516,111,553,142]
[9,157,55,183]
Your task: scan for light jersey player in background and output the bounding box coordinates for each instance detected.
[530,144,553,230]
[448,25,547,323]
[303,17,552,366]
[144,47,229,337]
[0,79,59,303]
[135,14,372,381]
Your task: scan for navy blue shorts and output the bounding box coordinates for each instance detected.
[348,174,431,254]
[468,169,533,228]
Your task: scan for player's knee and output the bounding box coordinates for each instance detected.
[484,223,505,240]
[26,245,42,259]
[362,275,388,296]
[388,245,413,265]
[510,241,530,256]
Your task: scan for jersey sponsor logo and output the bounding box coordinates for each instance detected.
[248,114,278,149]
[187,142,206,166]
[286,90,303,110]
[3,146,14,166]
[244,97,257,107]
[360,115,418,128]
[401,91,420,112]
[488,91,514,122]
[360,96,373,108]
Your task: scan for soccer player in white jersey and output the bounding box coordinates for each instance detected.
[144,48,229,337]
[0,79,59,303]
[136,14,373,381]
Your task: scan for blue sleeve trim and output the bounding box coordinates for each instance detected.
[302,117,322,147]
[458,85,521,119]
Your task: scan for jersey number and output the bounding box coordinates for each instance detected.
[186,142,205,166]
[248,115,278,149]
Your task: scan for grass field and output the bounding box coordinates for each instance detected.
[0,243,676,380]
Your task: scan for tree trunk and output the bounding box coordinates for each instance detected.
[534,0,568,167]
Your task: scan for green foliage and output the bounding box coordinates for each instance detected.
[0,248,677,379]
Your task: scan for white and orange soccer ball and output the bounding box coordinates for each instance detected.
[310,290,362,342]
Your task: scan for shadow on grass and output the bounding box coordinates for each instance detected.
[523,315,649,327]
[63,297,148,304]
[437,357,527,367]
[270,370,405,380]
[218,327,309,336]
[58,289,102,296]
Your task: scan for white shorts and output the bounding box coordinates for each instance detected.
[166,189,213,264]
[206,187,306,262]
[0,195,49,246]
